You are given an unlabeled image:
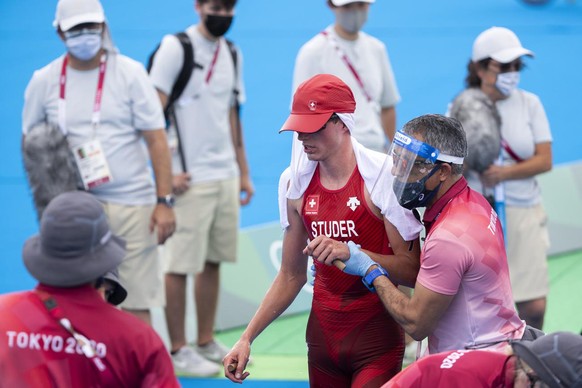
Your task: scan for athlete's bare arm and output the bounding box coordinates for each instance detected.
[223,197,309,383]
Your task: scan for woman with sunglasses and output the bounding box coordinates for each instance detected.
[450,27,553,332]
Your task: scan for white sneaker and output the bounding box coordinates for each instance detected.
[171,346,221,377]
[196,339,232,364]
[196,339,254,365]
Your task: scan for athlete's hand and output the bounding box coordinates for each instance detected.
[303,235,350,267]
[172,173,191,196]
[344,241,378,277]
[223,339,251,383]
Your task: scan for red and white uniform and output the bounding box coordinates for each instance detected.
[419,178,525,354]
[302,166,404,387]
[0,284,179,387]
[382,349,515,388]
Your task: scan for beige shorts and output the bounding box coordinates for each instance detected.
[505,203,550,303]
[164,177,239,274]
[102,202,164,309]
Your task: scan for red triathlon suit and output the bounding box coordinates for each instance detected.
[302,165,404,388]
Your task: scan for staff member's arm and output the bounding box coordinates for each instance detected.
[229,106,254,206]
[481,142,552,186]
[142,129,176,244]
[373,277,453,341]
[381,106,397,143]
[223,197,308,383]
[343,244,453,341]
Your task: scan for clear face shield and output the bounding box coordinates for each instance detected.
[387,131,464,209]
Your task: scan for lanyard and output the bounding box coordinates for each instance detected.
[321,30,372,102]
[58,54,108,136]
[205,41,221,84]
[34,290,117,384]
[500,138,524,163]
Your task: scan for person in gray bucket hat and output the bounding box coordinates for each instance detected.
[23,191,125,286]
[0,191,179,386]
[381,331,581,387]
[512,331,582,388]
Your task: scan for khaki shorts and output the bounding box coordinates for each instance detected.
[505,203,550,303]
[164,177,239,274]
[102,202,164,309]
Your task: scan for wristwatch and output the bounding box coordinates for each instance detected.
[362,266,389,293]
[157,194,175,208]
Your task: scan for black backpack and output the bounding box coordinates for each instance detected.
[146,31,239,120]
[147,31,240,172]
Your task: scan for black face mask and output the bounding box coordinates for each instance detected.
[393,165,442,210]
[204,14,233,37]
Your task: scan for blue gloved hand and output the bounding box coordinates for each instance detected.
[344,241,378,277]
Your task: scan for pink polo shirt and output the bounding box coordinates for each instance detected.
[418,178,525,354]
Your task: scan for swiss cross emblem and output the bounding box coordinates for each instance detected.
[305,195,319,215]
[308,100,317,111]
[347,196,360,211]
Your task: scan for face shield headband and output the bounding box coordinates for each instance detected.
[389,131,464,209]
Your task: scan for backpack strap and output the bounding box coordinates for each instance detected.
[225,39,242,146]
[225,39,240,105]
[166,32,195,118]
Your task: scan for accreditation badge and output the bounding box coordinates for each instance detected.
[71,139,113,190]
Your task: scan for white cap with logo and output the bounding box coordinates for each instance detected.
[472,26,534,63]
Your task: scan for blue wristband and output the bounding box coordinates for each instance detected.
[362,266,389,292]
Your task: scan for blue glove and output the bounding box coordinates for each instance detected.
[344,241,378,277]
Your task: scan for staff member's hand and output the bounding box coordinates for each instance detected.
[150,205,175,244]
[172,173,191,196]
[343,241,378,277]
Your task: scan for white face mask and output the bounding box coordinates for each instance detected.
[336,8,368,34]
[495,71,520,96]
[65,33,102,61]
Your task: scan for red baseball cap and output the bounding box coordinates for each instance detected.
[279,74,356,134]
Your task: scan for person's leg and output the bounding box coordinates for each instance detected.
[506,205,549,330]
[195,262,220,345]
[164,182,214,344]
[517,297,546,330]
[103,202,162,326]
[194,178,239,362]
[162,186,221,376]
[165,273,188,351]
[197,177,239,345]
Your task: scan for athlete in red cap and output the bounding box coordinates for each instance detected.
[223,74,422,387]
